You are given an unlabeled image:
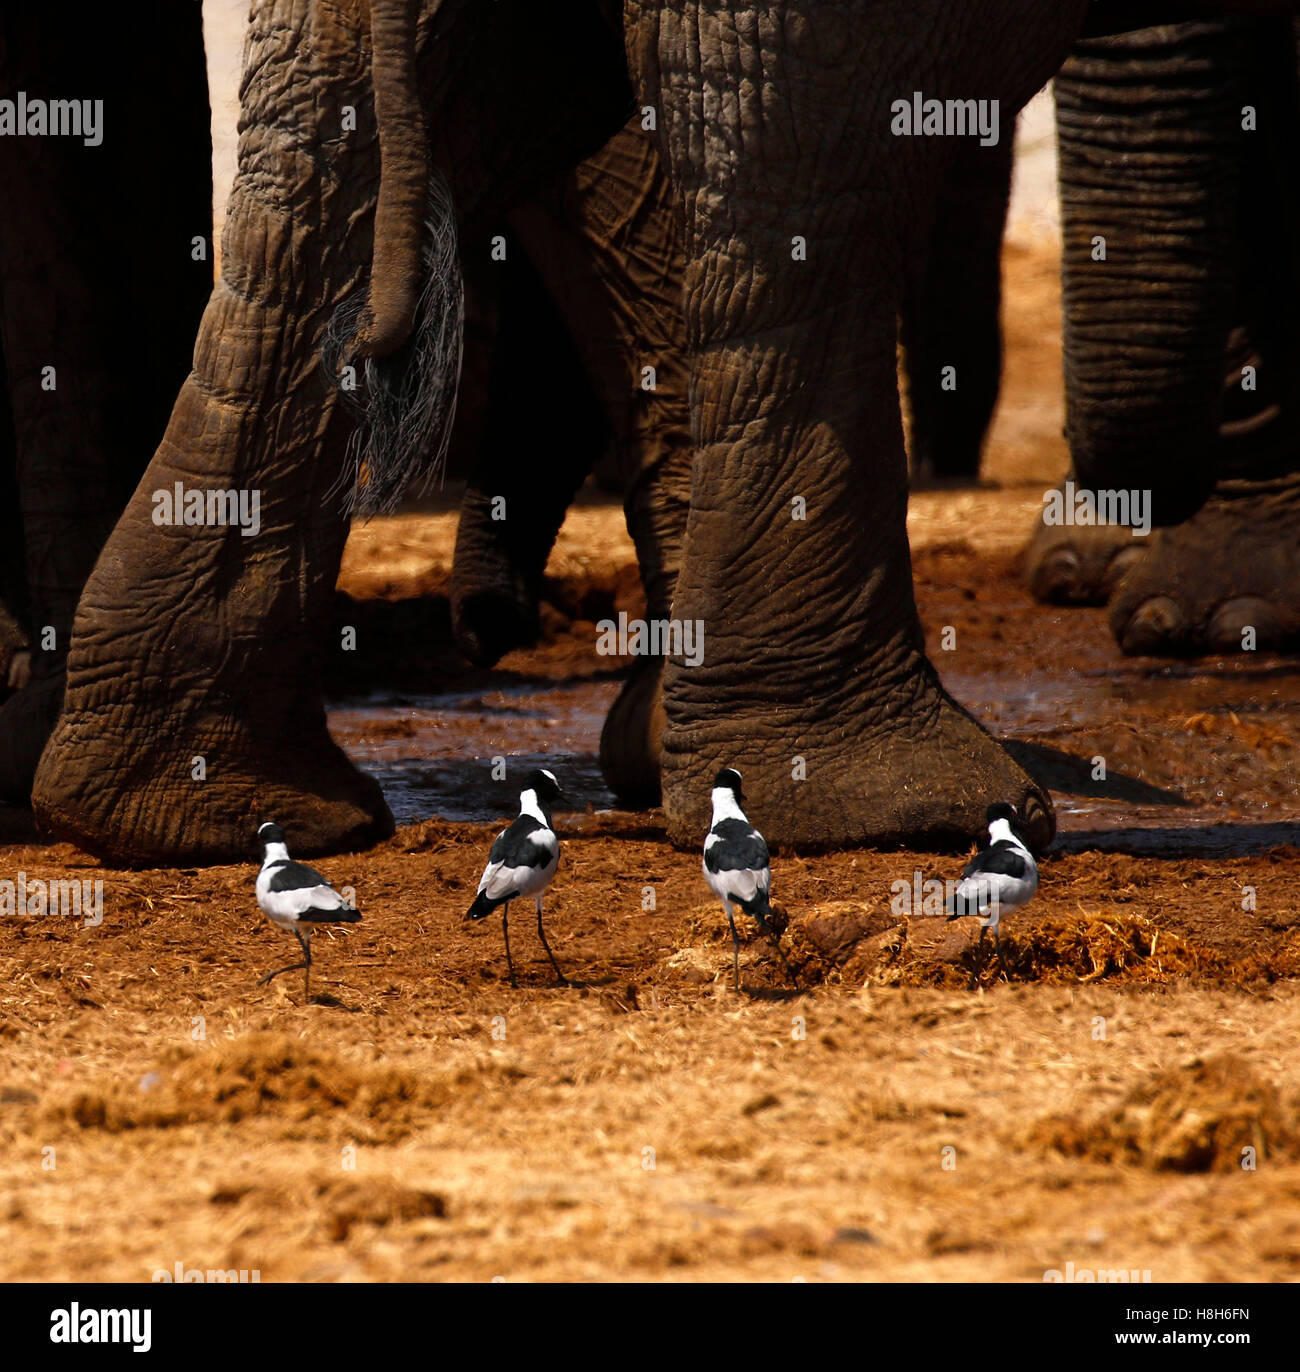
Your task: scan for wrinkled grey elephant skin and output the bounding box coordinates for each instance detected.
[35,0,1102,863]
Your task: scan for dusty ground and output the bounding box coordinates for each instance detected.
[3,233,1299,1284]
[1,827,1297,1283]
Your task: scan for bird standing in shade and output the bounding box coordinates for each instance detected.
[466,768,569,987]
[254,822,360,1002]
[946,802,1038,989]
[702,767,797,992]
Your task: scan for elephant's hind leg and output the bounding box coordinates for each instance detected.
[630,0,1080,851]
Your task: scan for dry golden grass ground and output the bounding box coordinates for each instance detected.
[1,826,1298,1282]
[3,236,1299,1284]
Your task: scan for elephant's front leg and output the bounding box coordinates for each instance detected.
[31,1,396,864]
[632,0,1082,850]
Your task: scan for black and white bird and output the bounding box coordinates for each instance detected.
[254,822,360,1002]
[946,802,1038,989]
[465,768,569,988]
[702,767,797,992]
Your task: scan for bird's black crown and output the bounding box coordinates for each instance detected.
[713,767,744,799]
[522,768,561,803]
[257,821,285,845]
[986,803,1018,825]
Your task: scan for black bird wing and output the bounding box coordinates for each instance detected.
[962,841,1029,880]
[487,815,557,870]
[476,815,559,904]
[258,858,357,922]
[267,858,333,892]
[703,818,769,874]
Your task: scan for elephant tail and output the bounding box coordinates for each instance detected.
[323,0,463,515]
[356,0,431,361]
[324,172,464,515]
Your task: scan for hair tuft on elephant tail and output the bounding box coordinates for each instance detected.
[323,170,465,516]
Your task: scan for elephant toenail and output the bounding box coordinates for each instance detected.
[1105,543,1149,594]
[1019,793,1055,852]
[1117,596,1185,655]
[1028,547,1080,605]
[1206,597,1281,653]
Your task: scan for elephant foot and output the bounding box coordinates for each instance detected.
[449,487,548,669]
[451,580,540,670]
[660,669,1053,854]
[1109,474,1300,655]
[599,659,665,805]
[1021,496,1149,606]
[34,708,393,867]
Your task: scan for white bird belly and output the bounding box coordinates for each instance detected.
[703,859,769,908]
[479,853,557,902]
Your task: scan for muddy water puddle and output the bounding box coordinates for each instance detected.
[946,661,1300,736]
[945,656,1300,851]
[327,681,620,823]
[328,659,1299,856]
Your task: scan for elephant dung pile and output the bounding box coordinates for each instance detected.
[37,1033,506,1144]
[1020,1055,1300,1173]
[799,908,1220,989]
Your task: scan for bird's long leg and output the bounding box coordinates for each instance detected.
[257,944,309,991]
[725,905,741,992]
[502,902,517,988]
[968,925,988,992]
[535,897,569,987]
[256,927,312,993]
[993,926,1010,984]
[299,928,312,1003]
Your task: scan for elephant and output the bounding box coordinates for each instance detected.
[33,0,1112,866]
[1023,14,1300,655]
[33,0,1300,866]
[25,0,1102,856]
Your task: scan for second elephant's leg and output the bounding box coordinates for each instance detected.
[452,118,693,801]
[1057,22,1246,521]
[1108,20,1300,654]
[1042,16,1300,651]
[903,137,1014,485]
[1024,21,1248,610]
[632,0,1086,850]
